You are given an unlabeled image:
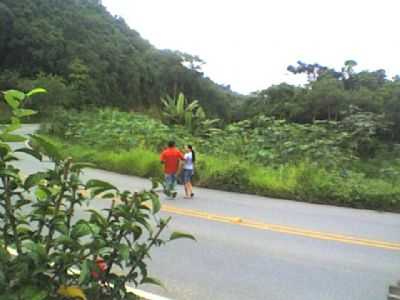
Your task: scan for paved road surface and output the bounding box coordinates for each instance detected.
[11,125,400,300]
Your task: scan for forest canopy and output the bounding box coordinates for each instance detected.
[0,0,239,118]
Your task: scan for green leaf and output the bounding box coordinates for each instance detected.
[141,276,165,289]
[90,186,116,198]
[55,235,75,248]
[35,187,49,201]
[54,222,69,235]
[27,88,47,97]
[17,226,33,235]
[169,231,196,242]
[117,243,130,262]
[79,260,91,284]
[0,169,20,179]
[15,147,42,161]
[86,179,118,192]
[3,90,25,109]
[150,193,161,214]
[14,108,37,118]
[4,117,21,133]
[87,209,108,228]
[25,242,47,266]
[30,135,62,162]
[72,221,100,239]
[0,143,11,157]
[0,133,26,142]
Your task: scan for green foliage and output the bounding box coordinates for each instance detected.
[161,92,220,135]
[0,0,237,119]
[0,89,195,300]
[41,109,400,212]
[243,60,400,145]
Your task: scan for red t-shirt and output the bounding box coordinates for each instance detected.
[160,147,184,174]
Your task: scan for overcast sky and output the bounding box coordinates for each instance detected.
[102,0,400,94]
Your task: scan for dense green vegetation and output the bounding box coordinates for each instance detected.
[0,89,194,300]
[1,0,400,211]
[40,108,400,212]
[242,60,400,142]
[0,0,240,119]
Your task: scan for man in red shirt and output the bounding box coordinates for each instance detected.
[160,141,185,198]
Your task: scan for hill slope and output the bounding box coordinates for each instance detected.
[0,0,237,118]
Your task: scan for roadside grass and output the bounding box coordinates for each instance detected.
[41,135,400,212]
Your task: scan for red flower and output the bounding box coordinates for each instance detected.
[91,258,107,279]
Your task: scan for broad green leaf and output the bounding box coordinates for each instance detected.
[3,153,18,162]
[72,221,100,239]
[54,222,68,235]
[17,226,33,235]
[79,260,91,284]
[0,133,26,142]
[117,243,130,261]
[131,225,143,240]
[0,169,20,179]
[0,143,11,157]
[3,90,25,109]
[25,242,47,266]
[169,231,196,242]
[87,209,107,228]
[55,235,75,248]
[86,179,118,192]
[90,186,116,198]
[35,187,49,201]
[30,135,62,162]
[27,88,47,97]
[5,89,25,101]
[15,147,42,161]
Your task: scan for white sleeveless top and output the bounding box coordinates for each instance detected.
[184,152,194,170]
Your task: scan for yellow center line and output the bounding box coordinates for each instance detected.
[162,204,400,251]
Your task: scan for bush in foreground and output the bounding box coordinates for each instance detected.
[0,89,195,300]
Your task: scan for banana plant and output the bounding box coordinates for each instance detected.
[161,92,219,134]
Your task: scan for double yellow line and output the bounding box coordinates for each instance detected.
[162,205,400,251]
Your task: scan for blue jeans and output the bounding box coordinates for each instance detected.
[164,173,176,193]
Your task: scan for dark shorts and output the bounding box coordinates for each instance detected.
[182,169,193,183]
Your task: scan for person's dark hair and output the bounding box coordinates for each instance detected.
[168,141,175,147]
[188,145,196,163]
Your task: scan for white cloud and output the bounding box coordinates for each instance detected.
[102,0,400,94]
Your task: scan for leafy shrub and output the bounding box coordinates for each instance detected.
[0,89,195,300]
[196,156,250,192]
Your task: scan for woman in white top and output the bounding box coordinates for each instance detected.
[182,145,195,199]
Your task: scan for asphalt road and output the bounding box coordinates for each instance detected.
[11,125,400,300]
